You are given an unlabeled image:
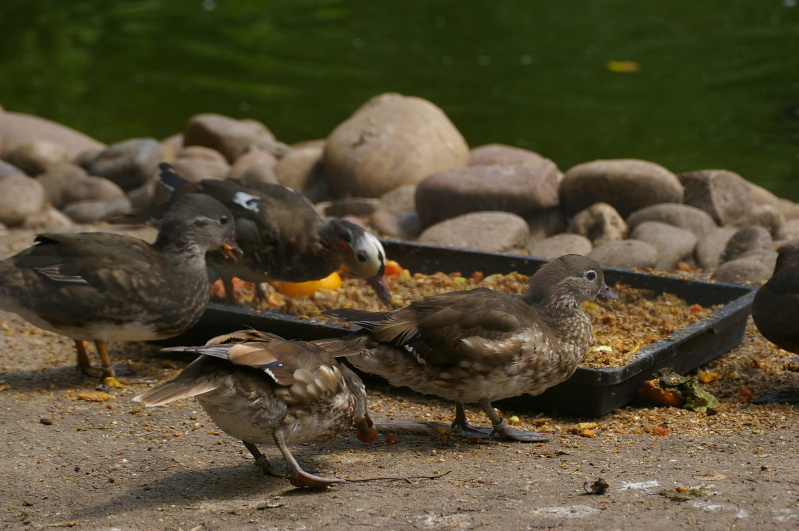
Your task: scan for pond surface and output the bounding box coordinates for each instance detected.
[1,0,798,199]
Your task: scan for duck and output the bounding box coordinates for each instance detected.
[318,254,618,442]
[133,329,378,488]
[752,239,799,403]
[156,163,390,307]
[0,193,240,380]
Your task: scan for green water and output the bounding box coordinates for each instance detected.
[1,0,798,199]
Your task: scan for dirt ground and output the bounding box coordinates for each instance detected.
[2,227,799,531]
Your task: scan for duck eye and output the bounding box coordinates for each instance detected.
[356,252,367,263]
[220,215,230,225]
[586,270,597,281]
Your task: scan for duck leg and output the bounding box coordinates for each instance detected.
[478,399,549,442]
[222,277,239,307]
[272,430,343,488]
[74,340,116,379]
[242,441,283,477]
[450,402,495,439]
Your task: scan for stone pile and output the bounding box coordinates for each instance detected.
[2,92,797,285]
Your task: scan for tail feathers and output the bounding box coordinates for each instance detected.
[161,345,232,361]
[133,379,220,407]
[312,335,371,358]
[323,308,392,330]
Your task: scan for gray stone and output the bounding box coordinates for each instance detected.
[324,93,469,198]
[183,113,279,163]
[0,160,25,178]
[568,202,627,246]
[0,111,104,159]
[626,203,716,237]
[61,175,127,206]
[229,148,278,179]
[62,197,132,224]
[522,208,568,244]
[35,163,88,208]
[3,140,70,175]
[630,221,697,271]
[735,204,785,234]
[589,240,659,270]
[370,209,423,240]
[722,226,772,262]
[468,144,551,167]
[415,158,560,227]
[678,169,756,226]
[171,146,230,182]
[711,250,777,285]
[80,138,161,191]
[528,234,592,261]
[560,159,683,217]
[695,227,737,270]
[775,219,799,241]
[379,184,417,215]
[274,145,331,203]
[418,211,529,253]
[0,174,46,226]
[22,207,74,231]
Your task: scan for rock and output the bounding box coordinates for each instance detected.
[735,204,785,234]
[722,226,772,262]
[61,175,127,206]
[560,159,683,217]
[0,111,104,159]
[36,163,90,208]
[630,221,697,271]
[62,197,132,224]
[695,227,737,270]
[626,203,716,238]
[468,144,551,166]
[0,160,25,178]
[379,184,417,215]
[371,209,423,240]
[677,169,759,226]
[229,148,278,179]
[236,163,279,188]
[324,93,469,198]
[22,206,74,231]
[3,140,70,175]
[171,146,230,182]
[711,250,777,285]
[274,144,331,202]
[80,138,161,191]
[589,240,659,270]
[568,202,627,246]
[183,113,282,163]
[522,208,568,244]
[528,234,592,260]
[415,157,560,227]
[417,211,529,253]
[775,219,799,241]
[0,174,46,226]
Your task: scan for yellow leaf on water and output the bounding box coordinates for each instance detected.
[607,60,641,73]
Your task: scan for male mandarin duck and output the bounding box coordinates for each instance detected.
[134,329,377,488]
[0,193,240,379]
[157,163,390,306]
[319,254,617,442]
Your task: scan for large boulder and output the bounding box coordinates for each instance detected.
[324,93,469,198]
[0,111,104,159]
[415,157,560,227]
[560,159,683,217]
[79,138,161,191]
[678,169,756,226]
[183,113,283,163]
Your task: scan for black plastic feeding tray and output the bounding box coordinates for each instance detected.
[162,239,757,417]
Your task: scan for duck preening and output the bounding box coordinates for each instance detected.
[134,329,377,488]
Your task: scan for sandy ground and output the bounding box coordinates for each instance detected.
[1,227,799,530]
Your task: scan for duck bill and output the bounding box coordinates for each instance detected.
[599,282,619,300]
[220,238,243,263]
[367,274,392,307]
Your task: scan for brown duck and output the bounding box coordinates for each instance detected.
[752,240,799,403]
[134,329,377,488]
[319,254,617,442]
[0,193,240,379]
